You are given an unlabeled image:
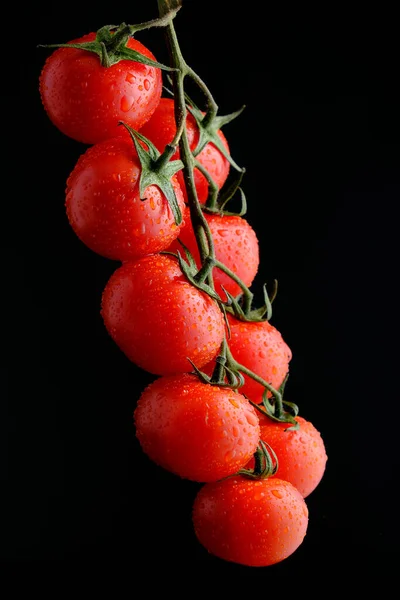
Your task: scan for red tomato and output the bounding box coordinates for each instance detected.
[204,314,292,403]
[65,137,186,262]
[193,476,308,566]
[167,207,259,298]
[246,415,328,498]
[39,32,162,144]
[139,98,230,203]
[134,373,260,482]
[101,254,226,375]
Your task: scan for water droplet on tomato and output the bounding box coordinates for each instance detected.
[271,489,283,499]
[144,79,150,90]
[244,411,258,427]
[125,73,136,84]
[121,95,134,112]
[224,449,236,462]
[217,229,229,237]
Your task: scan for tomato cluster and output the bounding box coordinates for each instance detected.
[39,6,327,568]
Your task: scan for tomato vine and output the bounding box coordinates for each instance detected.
[39,0,327,568]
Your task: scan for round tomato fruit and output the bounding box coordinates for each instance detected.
[101,254,226,375]
[139,97,231,203]
[134,373,260,482]
[193,476,309,567]
[246,414,328,498]
[65,136,185,262]
[39,31,162,144]
[167,208,259,298]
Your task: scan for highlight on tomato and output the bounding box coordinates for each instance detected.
[192,476,309,567]
[134,373,260,482]
[101,254,226,375]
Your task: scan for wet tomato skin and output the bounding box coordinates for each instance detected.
[246,414,328,498]
[65,137,186,262]
[39,32,163,144]
[134,373,260,482]
[101,254,226,375]
[193,476,309,567]
[139,97,230,203]
[167,208,259,298]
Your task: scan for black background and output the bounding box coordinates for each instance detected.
[2,0,399,586]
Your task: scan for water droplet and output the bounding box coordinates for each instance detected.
[271,489,283,499]
[121,95,134,112]
[217,229,229,237]
[144,79,150,90]
[244,411,258,427]
[125,73,136,84]
[224,449,236,462]
[229,398,239,409]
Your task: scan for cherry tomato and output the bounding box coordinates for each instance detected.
[101,254,225,375]
[65,136,185,262]
[246,415,328,498]
[139,97,230,203]
[134,373,260,482]
[39,32,162,144]
[167,207,259,298]
[193,476,309,567]
[204,314,292,403]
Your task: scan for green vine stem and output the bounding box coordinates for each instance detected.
[157,0,215,270]
[157,0,297,431]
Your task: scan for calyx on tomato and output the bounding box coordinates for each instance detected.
[190,339,299,430]
[224,279,279,323]
[121,123,184,225]
[203,168,248,217]
[238,440,279,479]
[39,22,177,69]
[187,101,244,172]
[164,242,223,303]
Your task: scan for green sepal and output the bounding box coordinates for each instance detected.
[203,168,248,217]
[120,123,183,226]
[238,441,279,480]
[224,280,279,323]
[163,79,245,173]
[187,104,245,172]
[39,22,176,71]
[174,246,222,302]
[249,383,300,431]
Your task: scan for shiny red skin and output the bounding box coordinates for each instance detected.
[167,208,259,298]
[65,137,186,262]
[246,415,328,498]
[193,476,309,567]
[139,98,230,203]
[101,254,226,375]
[204,314,292,404]
[134,373,260,482]
[39,33,162,144]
